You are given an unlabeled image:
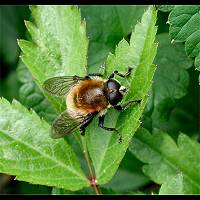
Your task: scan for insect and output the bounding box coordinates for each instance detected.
[43,64,141,143]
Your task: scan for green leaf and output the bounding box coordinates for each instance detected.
[168,5,200,83]
[18,5,88,111]
[157,5,174,12]
[0,6,29,65]
[86,6,158,185]
[0,71,21,102]
[144,33,193,129]
[80,5,147,71]
[9,181,51,194]
[103,169,150,193]
[129,128,200,194]
[103,150,150,192]
[149,68,199,139]
[0,98,89,191]
[159,173,188,194]
[52,187,70,194]
[52,186,119,194]
[52,187,94,194]
[17,60,57,123]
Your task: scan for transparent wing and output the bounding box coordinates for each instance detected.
[50,110,94,139]
[43,76,81,96]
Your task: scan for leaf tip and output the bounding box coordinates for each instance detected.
[11,98,17,104]
[24,19,28,25]
[81,18,87,27]
[24,20,30,30]
[16,38,20,45]
[29,5,36,12]
[17,39,23,48]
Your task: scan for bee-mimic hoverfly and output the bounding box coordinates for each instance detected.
[43,64,141,143]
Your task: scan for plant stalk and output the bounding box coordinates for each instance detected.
[80,136,102,195]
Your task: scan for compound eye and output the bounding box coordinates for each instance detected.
[106,79,123,105]
[109,90,123,105]
[107,79,120,91]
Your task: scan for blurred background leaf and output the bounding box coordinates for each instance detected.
[16,60,56,123]
[156,5,174,12]
[86,147,151,194]
[0,6,30,65]
[80,5,147,72]
[0,6,30,102]
[142,33,195,139]
[129,128,200,194]
[168,5,200,84]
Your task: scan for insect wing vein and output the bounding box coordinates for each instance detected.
[43,76,80,96]
[51,111,87,138]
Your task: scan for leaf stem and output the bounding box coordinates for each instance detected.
[80,136,102,195]
[80,136,94,177]
[93,184,101,195]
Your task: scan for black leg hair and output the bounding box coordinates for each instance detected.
[98,115,122,143]
[114,99,142,111]
[109,66,133,79]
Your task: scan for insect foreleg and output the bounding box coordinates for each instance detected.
[109,66,133,79]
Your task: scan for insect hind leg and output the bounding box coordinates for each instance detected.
[80,112,98,136]
[98,115,122,143]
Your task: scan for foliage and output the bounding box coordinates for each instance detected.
[129,128,200,194]
[17,6,88,113]
[168,5,200,83]
[0,98,89,191]
[157,5,174,12]
[86,6,157,185]
[17,60,56,123]
[80,5,147,71]
[0,5,199,195]
[0,6,29,65]
[0,6,30,102]
[143,33,193,131]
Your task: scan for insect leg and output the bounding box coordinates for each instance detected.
[114,99,142,111]
[88,73,103,77]
[80,112,98,136]
[98,115,122,143]
[109,66,133,79]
